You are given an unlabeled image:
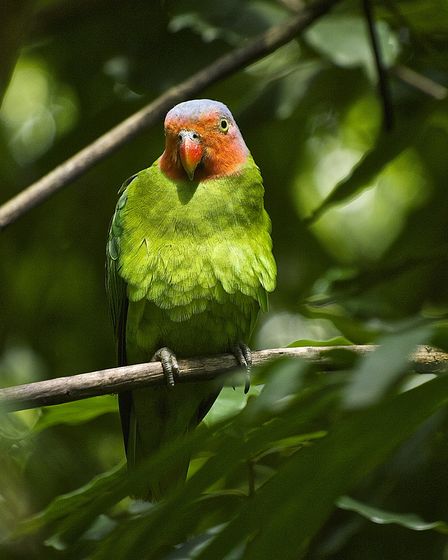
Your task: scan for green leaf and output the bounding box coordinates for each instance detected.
[33,396,117,433]
[431,321,448,352]
[204,385,261,426]
[308,246,448,305]
[196,373,448,559]
[288,336,353,347]
[306,110,431,224]
[343,324,433,408]
[0,1,35,104]
[337,495,448,534]
[305,15,400,79]
[0,411,32,440]
[169,0,286,44]
[244,359,308,422]
[89,363,337,559]
[15,463,125,540]
[299,304,380,344]
[393,0,448,34]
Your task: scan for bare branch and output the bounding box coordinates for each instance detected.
[392,64,448,100]
[1,345,446,412]
[0,0,340,231]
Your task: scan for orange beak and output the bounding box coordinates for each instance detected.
[178,131,203,180]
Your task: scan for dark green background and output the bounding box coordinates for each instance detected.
[1,1,448,558]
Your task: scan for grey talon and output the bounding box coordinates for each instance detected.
[244,368,251,394]
[152,346,179,388]
[231,343,252,393]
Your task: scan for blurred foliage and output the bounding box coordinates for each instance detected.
[1,0,448,558]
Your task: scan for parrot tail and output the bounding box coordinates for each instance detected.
[119,383,220,501]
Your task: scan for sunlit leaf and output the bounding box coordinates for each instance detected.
[288,336,353,347]
[337,495,448,533]
[204,385,262,426]
[306,108,432,223]
[305,15,400,79]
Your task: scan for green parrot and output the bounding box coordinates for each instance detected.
[106,99,276,500]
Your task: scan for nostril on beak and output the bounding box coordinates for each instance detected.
[178,131,199,142]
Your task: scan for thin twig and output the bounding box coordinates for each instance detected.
[0,345,446,412]
[362,0,394,131]
[0,0,340,231]
[392,64,447,100]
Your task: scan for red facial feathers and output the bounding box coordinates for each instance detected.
[159,100,249,182]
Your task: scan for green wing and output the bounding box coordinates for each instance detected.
[105,174,138,448]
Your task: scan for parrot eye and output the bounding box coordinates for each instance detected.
[219,118,229,133]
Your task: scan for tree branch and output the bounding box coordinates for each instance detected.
[362,0,394,131]
[1,345,446,412]
[392,64,448,100]
[0,0,340,231]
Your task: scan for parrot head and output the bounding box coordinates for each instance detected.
[159,99,249,182]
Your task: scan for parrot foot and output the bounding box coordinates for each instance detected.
[231,343,252,394]
[152,347,179,388]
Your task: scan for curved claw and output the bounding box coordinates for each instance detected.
[232,343,252,394]
[152,347,179,388]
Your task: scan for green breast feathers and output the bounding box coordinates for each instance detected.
[107,157,276,325]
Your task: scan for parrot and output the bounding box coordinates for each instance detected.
[106,99,276,500]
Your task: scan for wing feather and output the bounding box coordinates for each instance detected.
[105,174,138,451]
